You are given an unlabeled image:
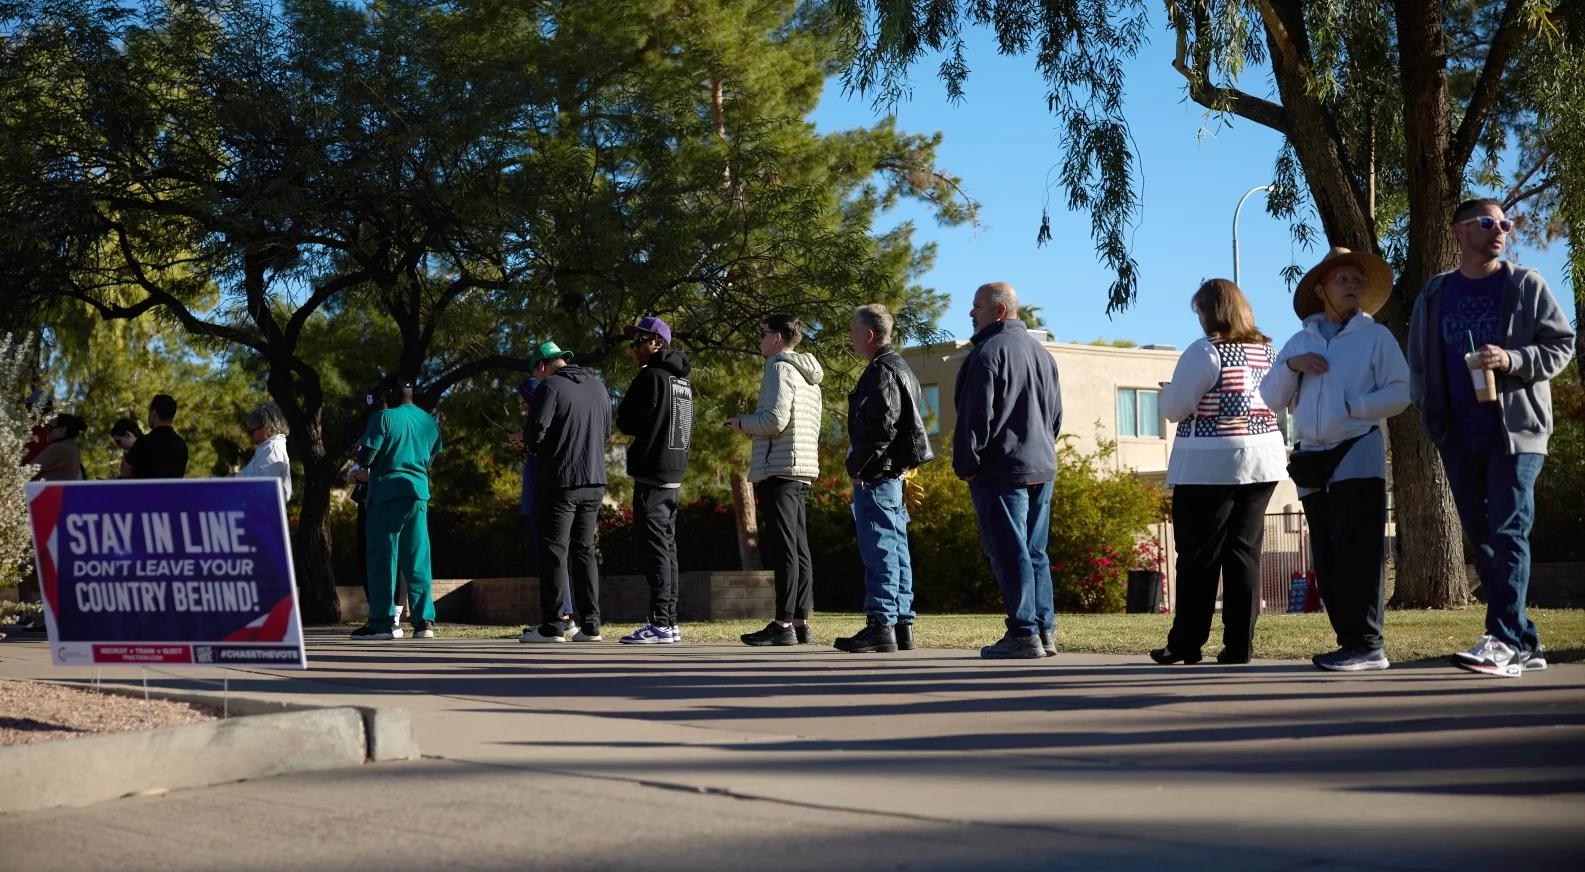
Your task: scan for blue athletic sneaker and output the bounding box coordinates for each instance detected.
[620,623,677,645]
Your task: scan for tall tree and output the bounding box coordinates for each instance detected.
[1,0,972,614]
[833,0,1583,607]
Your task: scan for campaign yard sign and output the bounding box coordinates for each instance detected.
[25,478,307,669]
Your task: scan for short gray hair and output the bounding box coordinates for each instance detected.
[977,281,1019,317]
[853,303,894,345]
[245,402,290,438]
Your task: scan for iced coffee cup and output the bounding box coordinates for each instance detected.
[1465,351,1499,403]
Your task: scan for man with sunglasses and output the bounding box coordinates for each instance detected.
[1409,197,1576,678]
[615,317,695,645]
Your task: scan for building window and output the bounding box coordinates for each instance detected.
[920,385,941,436]
[1117,388,1161,438]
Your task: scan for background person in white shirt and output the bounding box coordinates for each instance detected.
[1261,247,1410,673]
[1152,279,1287,666]
[237,401,293,501]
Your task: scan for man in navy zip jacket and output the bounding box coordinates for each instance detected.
[1409,198,1576,678]
[517,340,612,645]
[954,282,1064,659]
[615,317,695,645]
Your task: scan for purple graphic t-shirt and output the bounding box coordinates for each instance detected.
[1440,266,1506,444]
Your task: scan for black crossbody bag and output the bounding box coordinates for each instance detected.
[1287,426,1376,489]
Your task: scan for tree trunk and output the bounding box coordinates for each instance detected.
[293,457,344,623]
[1385,410,1469,607]
[1378,0,1469,608]
[729,470,760,570]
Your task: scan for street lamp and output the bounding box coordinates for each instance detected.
[1232,185,1273,286]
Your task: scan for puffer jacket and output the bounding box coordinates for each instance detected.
[739,350,825,483]
[1260,312,1410,449]
[846,346,934,480]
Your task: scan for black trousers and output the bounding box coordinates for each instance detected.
[634,484,681,626]
[755,476,813,621]
[1301,477,1387,651]
[1167,482,1277,658]
[537,485,604,632]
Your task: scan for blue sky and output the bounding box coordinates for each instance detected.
[809,22,1576,351]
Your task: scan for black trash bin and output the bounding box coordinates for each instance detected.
[1126,570,1162,614]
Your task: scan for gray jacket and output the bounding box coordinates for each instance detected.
[1408,263,1576,454]
[740,351,825,482]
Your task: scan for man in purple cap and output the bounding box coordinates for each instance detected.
[616,317,695,644]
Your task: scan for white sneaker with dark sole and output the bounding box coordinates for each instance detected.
[1451,635,1522,678]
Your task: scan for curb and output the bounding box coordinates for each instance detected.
[0,686,419,815]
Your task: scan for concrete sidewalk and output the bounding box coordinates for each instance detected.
[3,629,1583,870]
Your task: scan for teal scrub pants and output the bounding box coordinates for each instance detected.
[366,498,436,631]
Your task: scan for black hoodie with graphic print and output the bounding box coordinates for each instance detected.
[616,348,694,486]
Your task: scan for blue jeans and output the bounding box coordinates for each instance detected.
[852,478,915,626]
[969,480,1055,635]
[1438,441,1545,651]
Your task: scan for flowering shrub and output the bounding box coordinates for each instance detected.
[1046,436,1167,612]
[1,335,45,588]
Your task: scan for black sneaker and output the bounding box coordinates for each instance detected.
[1216,649,1250,664]
[896,623,915,651]
[834,622,897,654]
[1039,627,1056,657]
[980,632,1044,660]
[742,622,797,647]
[1149,646,1202,665]
[349,624,401,640]
[794,624,812,644]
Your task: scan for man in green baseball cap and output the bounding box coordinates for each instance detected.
[518,338,612,644]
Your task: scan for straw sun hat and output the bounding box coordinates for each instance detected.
[1293,246,1393,320]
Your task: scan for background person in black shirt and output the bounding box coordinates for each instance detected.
[121,393,189,479]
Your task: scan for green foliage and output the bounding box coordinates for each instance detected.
[1,335,46,587]
[1533,359,1583,562]
[1046,437,1167,612]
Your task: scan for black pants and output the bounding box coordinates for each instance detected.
[755,477,813,621]
[537,485,604,632]
[634,484,681,626]
[1301,477,1387,651]
[1167,482,1277,658]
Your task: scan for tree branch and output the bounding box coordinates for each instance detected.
[1170,25,1289,134]
[1452,0,1527,172]
[419,353,534,405]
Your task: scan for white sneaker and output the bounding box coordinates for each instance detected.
[519,626,566,643]
[1517,648,1548,671]
[571,627,603,642]
[1451,635,1521,678]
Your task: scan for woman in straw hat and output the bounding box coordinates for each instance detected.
[1260,247,1410,672]
[1150,279,1287,666]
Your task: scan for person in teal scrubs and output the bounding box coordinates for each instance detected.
[350,375,443,640]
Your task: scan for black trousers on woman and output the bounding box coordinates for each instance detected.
[1300,476,1387,652]
[1166,482,1278,659]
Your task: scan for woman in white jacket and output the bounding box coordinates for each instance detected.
[237,401,292,501]
[727,313,825,646]
[1151,279,1287,666]
[1261,247,1410,672]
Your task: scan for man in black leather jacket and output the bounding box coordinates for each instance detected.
[834,304,934,654]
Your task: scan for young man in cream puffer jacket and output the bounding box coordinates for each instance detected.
[727,313,825,646]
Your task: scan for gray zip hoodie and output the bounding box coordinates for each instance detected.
[1408,263,1576,454]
